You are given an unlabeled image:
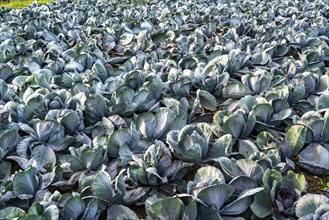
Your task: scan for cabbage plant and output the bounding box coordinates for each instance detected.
[251,169,306,219]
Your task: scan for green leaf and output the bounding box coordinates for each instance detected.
[262,169,281,192]
[207,134,233,159]
[166,30,175,41]
[80,147,106,170]
[109,129,130,146]
[32,145,56,172]
[43,205,59,220]
[321,110,329,141]
[0,64,13,81]
[223,82,253,99]
[251,51,269,65]
[197,206,221,219]
[123,188,146,204]
[282,170,306,192]
[0,129,19,160]
[250,190,273,218]
[154,108,170,138]
[151,32,167,43]
[241,111,256,138]
[288,82,305,104]
[148,198,185,220]
[181,143,202,164]
[236,159,264,182]
[220,187,264,215]
[318,76,329,92]
[62,48,78,61]
[194,166,225,185]
[239,95,257,112]
[119,34,134,46]
[80,199,99,220]
[296,194,329,218]
[28,203,44,216]
[0,207,26,219]
[23,94,44,121]
[0,161,11,180]
[106,205,138,220]
[86,94,108,122]
[238,139,259,158]
[309,119,324,142]
[34,120,64,143]
[13,167,38,196]
[33,69,52,89]
[91,59,108,82]
[12,75,28,89]
[65,61,84,72]
[188,93,200,120]
[59,155,85,172]
[60,111,80,132]
[256,131,275,150]
[229,176,258,194]
[116,87,134,104]
[222,113,245,138]
[215,157,244,178]
[197,184,235,210]
[0,79,8,99]
[141,21,154,33]
[271,109,292,123]
[119,144,133,166]
[179,57,197,69]
[91,171,113,201]
[135,112,156,138]
[198,89,218,111]
[182,200,197,220]
[253,103,273,122]
[113,170,126,202]
[286,125,307,156]
[299,143,329,176]
[61,196,86,220]
[28,62,41,74]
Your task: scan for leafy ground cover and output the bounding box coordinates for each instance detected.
[0,0,329,219]
[0,0,56,9]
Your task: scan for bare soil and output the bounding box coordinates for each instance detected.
[295,165,329,195]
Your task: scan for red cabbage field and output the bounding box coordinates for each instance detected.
[0,0,329,219]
